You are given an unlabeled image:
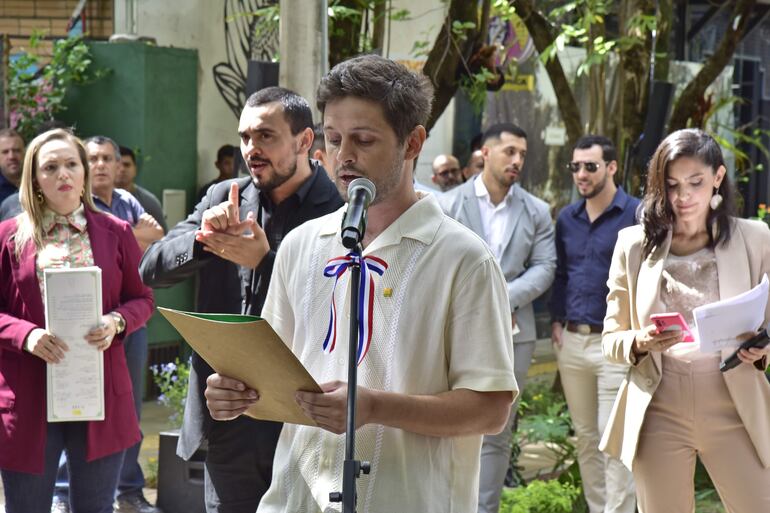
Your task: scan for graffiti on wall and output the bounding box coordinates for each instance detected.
[213,0,279,119]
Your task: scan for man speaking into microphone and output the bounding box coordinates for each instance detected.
[340,177,375,248]
[204,55,518,513]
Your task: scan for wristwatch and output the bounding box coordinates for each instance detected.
[110,312,126,334]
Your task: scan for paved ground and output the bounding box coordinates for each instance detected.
[0,339,559,509]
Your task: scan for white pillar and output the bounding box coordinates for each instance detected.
[113,0,138,35]
[279,0,325,120]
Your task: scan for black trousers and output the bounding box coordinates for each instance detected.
[203,416,283,513]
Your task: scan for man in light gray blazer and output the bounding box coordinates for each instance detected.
[440,123,556,513]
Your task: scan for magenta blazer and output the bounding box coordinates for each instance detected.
[0,207,154,474]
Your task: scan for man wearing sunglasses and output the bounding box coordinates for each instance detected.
[440,122,556,513]
[431,154,463,192]
[549,135,640,513]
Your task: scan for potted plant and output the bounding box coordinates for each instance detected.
[152,359,206,513]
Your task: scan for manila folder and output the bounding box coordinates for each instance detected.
[158,307,321,426]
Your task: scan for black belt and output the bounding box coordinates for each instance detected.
[565,322,603,334]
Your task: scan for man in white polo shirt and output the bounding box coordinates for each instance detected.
[204,54,518,513]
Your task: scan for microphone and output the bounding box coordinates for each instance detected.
[720,326,770,372]
[341,178,376,249]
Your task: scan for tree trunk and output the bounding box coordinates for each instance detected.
[328,0,364,68]
[422,0,483,133]
[668,0,756,131]
[654,0,673,81]
[372,0,386,54]
[511,0,583,148]
[616,0,654,191]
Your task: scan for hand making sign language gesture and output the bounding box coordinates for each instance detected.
[195,182,270,269]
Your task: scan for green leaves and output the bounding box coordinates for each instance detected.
[410,39,430,58]
[151,358,191,429]
[8,34,107,141]
[329,5,363,21]
[539,0,654,77]
[459,68,496,115]
[503,378,588,513]
[703,93,770,177]
[389,8,411,21]
[499,478,581,513]
[451,20,476,42]
[492,0,517,18]
[516,379,576,476]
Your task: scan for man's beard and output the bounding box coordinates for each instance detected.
[251,155,298,192]
[335,151,404,205]
[578,173,608,199]
[493,165,519,187]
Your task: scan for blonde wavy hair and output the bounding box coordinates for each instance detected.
[14,129,99,259]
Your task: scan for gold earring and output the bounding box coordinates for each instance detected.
[36,189,44,204]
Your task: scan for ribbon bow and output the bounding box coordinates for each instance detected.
[322,252,388,365]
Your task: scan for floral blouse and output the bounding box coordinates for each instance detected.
[36,204,95,299]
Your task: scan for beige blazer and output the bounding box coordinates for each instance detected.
[599,218,770,470]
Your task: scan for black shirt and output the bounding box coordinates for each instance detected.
[243,162,342,315]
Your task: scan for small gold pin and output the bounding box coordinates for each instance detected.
[383,287,393,297]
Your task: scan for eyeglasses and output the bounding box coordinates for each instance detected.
[436,168,461,178]
[567,161,604,173]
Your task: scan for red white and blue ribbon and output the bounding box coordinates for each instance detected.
[322,252,388,365]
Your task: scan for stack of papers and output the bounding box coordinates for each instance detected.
[693,275,769,353]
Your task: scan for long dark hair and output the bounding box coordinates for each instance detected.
[641,129,735,258]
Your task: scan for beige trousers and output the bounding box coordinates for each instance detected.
[557,330,636,513]
[634,355,770,513]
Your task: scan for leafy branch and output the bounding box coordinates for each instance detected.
[8,32,107,141]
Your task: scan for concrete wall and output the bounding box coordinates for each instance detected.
[112,0,453,190]
[114,0,240,189]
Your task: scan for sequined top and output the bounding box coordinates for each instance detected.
[660,246,720,361]
[35,204,95,299]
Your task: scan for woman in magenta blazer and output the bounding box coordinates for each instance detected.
[0,129,154,513]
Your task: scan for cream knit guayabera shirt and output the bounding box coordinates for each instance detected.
[257,194,518,513]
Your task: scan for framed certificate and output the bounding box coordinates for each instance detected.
[44,266,105,422]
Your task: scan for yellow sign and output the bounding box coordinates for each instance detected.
[395,59,425,72]
[502,74,534,92]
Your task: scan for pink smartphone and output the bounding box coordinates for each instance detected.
[650,313,695,342]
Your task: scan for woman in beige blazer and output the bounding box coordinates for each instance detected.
[600,129,770,513]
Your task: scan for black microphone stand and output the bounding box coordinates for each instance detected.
[328,240,370,512]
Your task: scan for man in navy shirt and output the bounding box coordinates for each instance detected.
[87,136,163,513]
[87,136,164,251]
[0,129,24,204]
[117,146,168,233]
[549,135,639,513]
